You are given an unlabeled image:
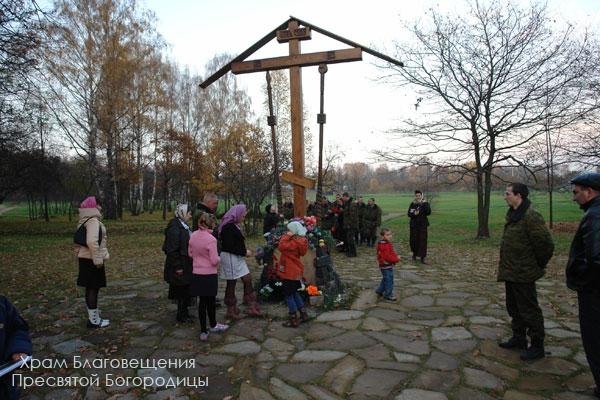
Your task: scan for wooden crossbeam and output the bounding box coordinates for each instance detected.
[231,48,362,74]
[281,170,315,189]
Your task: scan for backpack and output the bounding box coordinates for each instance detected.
[74,217,103,247]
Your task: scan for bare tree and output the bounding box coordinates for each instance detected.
[1,0,45,200]
[342,162,370,196]
[561,118,600,169]
[0,0,42,99]
[376,0,598,238]
[42,0,164,218]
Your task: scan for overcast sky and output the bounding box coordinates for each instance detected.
[142,0,600,165]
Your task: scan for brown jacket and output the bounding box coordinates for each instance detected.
[75,208,109,265]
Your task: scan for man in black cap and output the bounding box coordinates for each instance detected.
[566,172,600,398]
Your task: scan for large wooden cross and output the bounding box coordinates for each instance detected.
[200,17,403,217]
[231,20,360,217]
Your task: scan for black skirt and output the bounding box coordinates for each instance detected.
[189,274,218,297]
[77,258,107,289]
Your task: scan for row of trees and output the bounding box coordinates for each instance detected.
[332,161,583,197]
[1,0,308,227]
[376,0,600,237]
[2,0,599,237]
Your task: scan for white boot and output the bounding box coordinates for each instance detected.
[97,309,110,324]
[87,308,109,328]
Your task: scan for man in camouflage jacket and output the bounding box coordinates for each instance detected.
[357,196,366,245]
[362,198,382,247]
[343,197,359,257]
[498,183,554,361]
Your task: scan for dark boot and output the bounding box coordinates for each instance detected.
[178,312,194,323]
[498,335,527,350]
[224,294,242,320]
[520,338,545,361]
[176,299,193,323]
[244,292,263,317]
[282,313,300,328]
[299,308,310,323]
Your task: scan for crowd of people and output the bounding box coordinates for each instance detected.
[305,192,384,257]
[2,174,599,398]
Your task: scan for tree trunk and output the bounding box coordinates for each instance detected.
[162,174,168,221]
[150,138,158,214]
[104,135,117,220]
[475,169,491,239]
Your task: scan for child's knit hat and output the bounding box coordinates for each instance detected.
[287,221,307,237]
[80,196,97,209]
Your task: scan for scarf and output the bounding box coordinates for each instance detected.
[506,198,531,223]
[218,204,246,235]
[175,204,191,235]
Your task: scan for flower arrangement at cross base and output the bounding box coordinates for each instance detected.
[288,215,335,251]
[256,215,334,303]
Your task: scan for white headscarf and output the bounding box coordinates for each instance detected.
[175,204,191,234]
[175,204,188,220]
[287,221,307,237]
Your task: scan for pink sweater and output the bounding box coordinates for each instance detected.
[188,228,220,275]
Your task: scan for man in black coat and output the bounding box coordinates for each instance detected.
[407,190,431,264]
[566,173,600,398]
[356,196,366,245]
[192,192,218,231]
[0,295,32,400]
[263,204,282,235]
[282,198,294,220]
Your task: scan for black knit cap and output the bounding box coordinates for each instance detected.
[571,173,600,191]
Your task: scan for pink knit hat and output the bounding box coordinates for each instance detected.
[80,196,97,209]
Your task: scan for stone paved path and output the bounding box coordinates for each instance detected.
[21,245,596,400]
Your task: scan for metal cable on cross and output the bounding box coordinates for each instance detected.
[266,71,283,211]
[315,63,328,223]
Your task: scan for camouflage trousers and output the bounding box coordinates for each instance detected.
[505,281,545,341]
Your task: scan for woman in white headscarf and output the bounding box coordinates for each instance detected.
[162,204,193,323]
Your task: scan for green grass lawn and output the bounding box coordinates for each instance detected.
[0,191,583,312]
[356,191,581,253]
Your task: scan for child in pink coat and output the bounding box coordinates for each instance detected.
[188,213,229,341]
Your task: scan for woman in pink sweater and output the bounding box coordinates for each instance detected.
[188,213,229,341]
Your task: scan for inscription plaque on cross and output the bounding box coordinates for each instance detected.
[200,17,404,217]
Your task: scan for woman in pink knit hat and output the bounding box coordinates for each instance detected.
[74,196,110,328]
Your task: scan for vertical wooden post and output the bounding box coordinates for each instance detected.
[288,20,306,217]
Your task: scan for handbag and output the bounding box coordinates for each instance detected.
[74,217,102,247]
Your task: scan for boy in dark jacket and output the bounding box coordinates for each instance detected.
[376,228,401,301]
[1,295,32,400]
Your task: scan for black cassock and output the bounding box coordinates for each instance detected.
[407,201,431,259]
